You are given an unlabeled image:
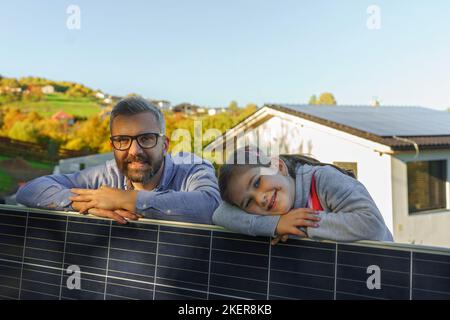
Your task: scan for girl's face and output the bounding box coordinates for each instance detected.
[227,160,296,215]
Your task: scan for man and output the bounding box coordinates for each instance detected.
[16,97,220,225]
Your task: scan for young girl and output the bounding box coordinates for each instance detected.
[213,147,393,243]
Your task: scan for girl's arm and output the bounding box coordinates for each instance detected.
[212,201,281,236]
[212,203,315,237]
[310,165,393,242]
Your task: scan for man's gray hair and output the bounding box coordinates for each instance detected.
[110,97,166,134]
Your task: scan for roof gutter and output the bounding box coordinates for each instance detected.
[392,136,420,158]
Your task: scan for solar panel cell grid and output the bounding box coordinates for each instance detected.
[0,206,449,300]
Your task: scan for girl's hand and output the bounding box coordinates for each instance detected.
[271,234,289,245]
[275,208,321,239]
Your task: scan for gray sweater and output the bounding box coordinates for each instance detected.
[213,164,393,242]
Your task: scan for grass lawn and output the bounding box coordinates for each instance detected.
[0,167,13,193]
[0,155,13,192]
[27,159,54,170]
[1,93,102,117]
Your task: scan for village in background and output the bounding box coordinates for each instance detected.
[0,75,263,197]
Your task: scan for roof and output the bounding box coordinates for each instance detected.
[262,104,450,151]
[51,110,74,120]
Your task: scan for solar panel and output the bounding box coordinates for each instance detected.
[0,205,449,300]
[278,105,450,137]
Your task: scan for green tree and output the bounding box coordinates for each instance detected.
[309,95,318,105]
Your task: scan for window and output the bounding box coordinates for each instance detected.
[333,162,358,179]
[407,160,447,214]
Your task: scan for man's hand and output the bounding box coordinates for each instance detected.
[71,200,142,224]
[275,208,321,239]
[70,186,138,213]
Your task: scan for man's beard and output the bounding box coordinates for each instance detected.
[121,154,164,185]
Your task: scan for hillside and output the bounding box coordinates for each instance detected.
[0,93,102,118]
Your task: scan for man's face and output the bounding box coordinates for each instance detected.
[110,112,168,184]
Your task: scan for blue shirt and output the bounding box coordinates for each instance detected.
[16,152,221,224]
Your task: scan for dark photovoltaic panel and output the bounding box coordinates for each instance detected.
[278,105,450,137]
[210,232,270,300]
[412,252,450,299]
[269,238,335,300]
[336,244,410,300]
[0,205,450,300]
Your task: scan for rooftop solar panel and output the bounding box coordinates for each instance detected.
[0,205,449,300]
[277,105,450,137]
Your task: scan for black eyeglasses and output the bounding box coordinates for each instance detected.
[110,132,164,151]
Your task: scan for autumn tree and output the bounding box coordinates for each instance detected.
[23,85,43,102]
[318,92,337,105]
[228,100,239,115]
[63,115,110,152]
[8,121,40,143]
[0,78,20,88]
[66,83,94,98]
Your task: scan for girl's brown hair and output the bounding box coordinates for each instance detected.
[218,147,356,204]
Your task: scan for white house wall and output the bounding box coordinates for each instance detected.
[392,150,450,247]
[235,113,394,234]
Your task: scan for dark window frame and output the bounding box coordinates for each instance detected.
[407,159,448,215]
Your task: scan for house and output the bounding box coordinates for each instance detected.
[204,104,450,248]
[53,152,114,174]
[94,91,105,99]
[103,97,113,104]
[208,107,227,116]
[172,103,202,115]
[51,110,75,125]
[0,86,21,94]
[151,100,171,110]
[41,85,55,94]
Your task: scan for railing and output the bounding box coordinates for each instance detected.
[0,204,449,300]
[0,136,92,163]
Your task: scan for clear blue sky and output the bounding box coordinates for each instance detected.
[1,0,450,109]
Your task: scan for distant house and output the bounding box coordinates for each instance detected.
[53,152,114,174]
[95,91,105,99]
[41,85,55,94]
[102,95,122,105]
[208,107,227,116]
[172,103,202,116]
[51,110,74,125]
[205,104,450,248]
[151,100,171,110]
[0,86,21,94]
[103,97,113,104]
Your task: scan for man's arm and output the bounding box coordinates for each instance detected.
[16,162,113,211]
[135,164,221,224]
